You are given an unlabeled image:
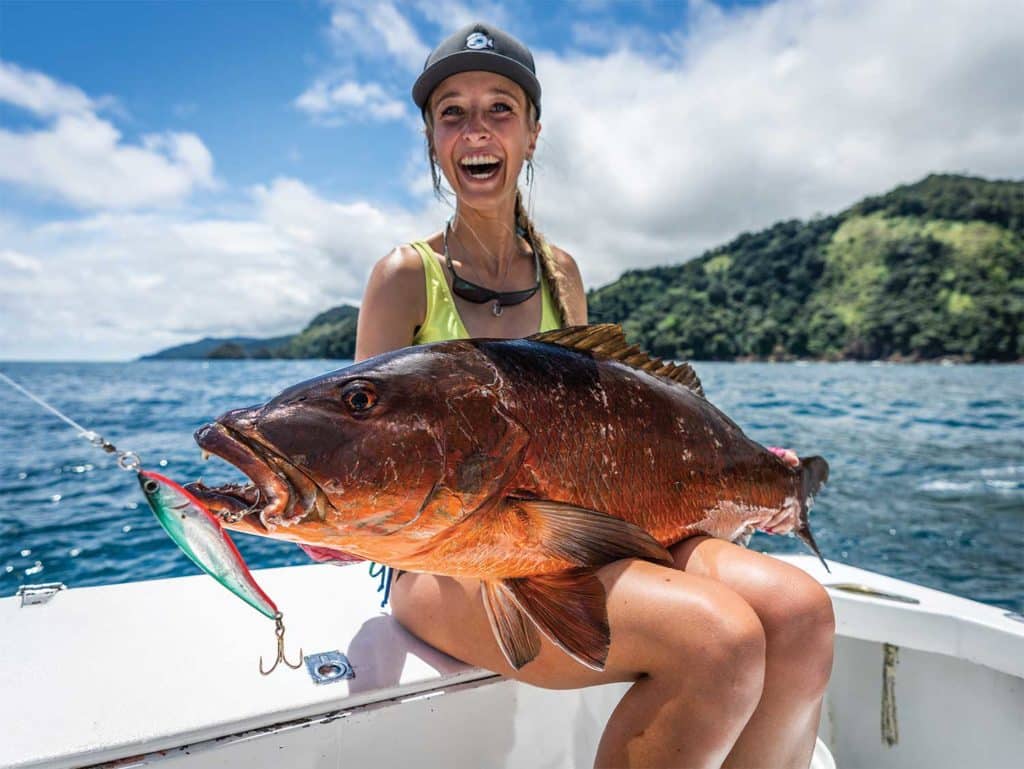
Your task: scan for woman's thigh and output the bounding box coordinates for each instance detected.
[390,557,766,690]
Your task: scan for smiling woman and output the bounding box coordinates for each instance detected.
[354,24,586,357]
[347,21,834,769]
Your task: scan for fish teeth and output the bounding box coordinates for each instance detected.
[313,491,329,521]
[201,450,211,461]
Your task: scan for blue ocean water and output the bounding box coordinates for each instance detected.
[1,360,1021,612]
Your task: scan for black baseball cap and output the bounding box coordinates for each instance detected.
[412,22,541,118]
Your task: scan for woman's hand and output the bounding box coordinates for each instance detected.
[768,446,800,468]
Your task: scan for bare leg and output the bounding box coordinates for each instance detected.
[391,559,768,769]
[672,537,835,769]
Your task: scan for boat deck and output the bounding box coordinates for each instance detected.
[2,556,1021,768]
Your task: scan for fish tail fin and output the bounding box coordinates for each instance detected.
[796,456,830,573]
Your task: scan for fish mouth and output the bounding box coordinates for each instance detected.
[186,422,333,530]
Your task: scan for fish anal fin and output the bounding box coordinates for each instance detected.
[512,498,672,568]
[505,570,610,671]
[482,580,541,670]
[527,324,705,398]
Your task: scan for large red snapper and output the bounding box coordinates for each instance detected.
[186,325,829,671]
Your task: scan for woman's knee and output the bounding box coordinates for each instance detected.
[694,589,767,698]
[636,579,768,717]
[759,574,835,693]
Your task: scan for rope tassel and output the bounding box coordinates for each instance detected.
[881,642,899,746]
[369,562,395,608]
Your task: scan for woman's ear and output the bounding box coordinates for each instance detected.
[527,121,541,159]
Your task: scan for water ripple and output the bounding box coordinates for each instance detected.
[2,359,1022,613]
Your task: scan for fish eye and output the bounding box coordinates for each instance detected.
[143,479,158,494]
[340,381,377,415]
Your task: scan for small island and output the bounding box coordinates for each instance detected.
[142,174,1023,363]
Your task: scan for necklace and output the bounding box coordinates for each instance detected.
[443,219,541,317]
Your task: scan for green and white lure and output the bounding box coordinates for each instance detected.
[0,371,301,676]
[138,469,302,674]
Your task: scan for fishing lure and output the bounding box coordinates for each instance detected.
[138,470,302,674]
[0,371,301,675]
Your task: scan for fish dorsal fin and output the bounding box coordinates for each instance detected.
[528,324,705,398]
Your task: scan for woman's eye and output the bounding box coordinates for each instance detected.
[491,102,512,113]
[440,105,463,117]
[340,382,378,414]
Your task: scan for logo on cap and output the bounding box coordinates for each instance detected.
[465,32,494,50]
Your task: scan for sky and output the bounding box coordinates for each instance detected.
[1,0,1022,360]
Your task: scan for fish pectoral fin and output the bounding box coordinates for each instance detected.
[511,499,673,568]
[482,580,541,670]
[505,570,610,671]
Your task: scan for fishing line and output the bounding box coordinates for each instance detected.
[0,371,93,435]
[0,370,138,468]
[0,369,301,675]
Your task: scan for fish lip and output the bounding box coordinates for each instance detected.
[192,422,331,529]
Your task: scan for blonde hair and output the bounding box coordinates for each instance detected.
[423,102,573,326]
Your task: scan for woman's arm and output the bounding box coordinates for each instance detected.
[354,245,428,362]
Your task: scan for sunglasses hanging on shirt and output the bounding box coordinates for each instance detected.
[444,219,541,317]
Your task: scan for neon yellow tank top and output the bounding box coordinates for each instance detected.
[409,240,562,344]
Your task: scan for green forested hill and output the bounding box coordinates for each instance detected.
[144,174,1022,362]
[143,306,358,360]
[588,174,1023,361]
[283,305,359,359]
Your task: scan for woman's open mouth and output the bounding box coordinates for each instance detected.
[459,153,502,181]
[185,421,333,530]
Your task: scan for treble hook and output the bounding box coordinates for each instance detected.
[219,488,261,524]
[259,613,304,675]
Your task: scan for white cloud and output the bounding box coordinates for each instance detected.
[0,60,95,117]
[295,78,407,122]
[322,0,513,75]
[327,1,429,72]
[411,0,509,32]
[528,0,1024,286]
[303,2,512,128]
[0,60,214,209]
[0,179,442,360]
[0,248,42,273]
[297,1,433,126]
